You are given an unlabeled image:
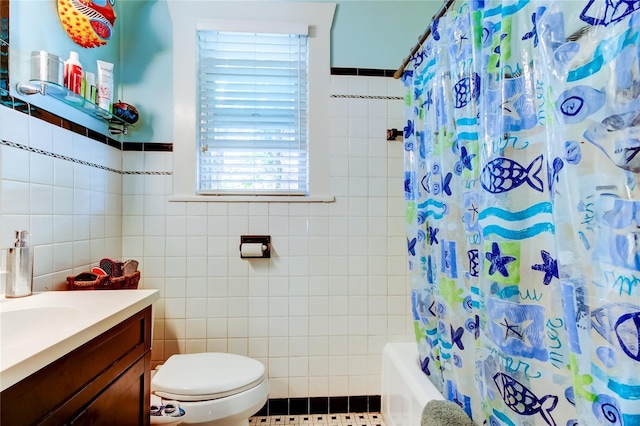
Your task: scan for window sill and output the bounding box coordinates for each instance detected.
[168,194,335,203]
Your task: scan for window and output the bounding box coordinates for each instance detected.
[197,29,309,195]
[168,2,335,202]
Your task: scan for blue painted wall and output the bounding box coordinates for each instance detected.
[119,0,441,142]
[9,0,443,142]
[330,1,439,69]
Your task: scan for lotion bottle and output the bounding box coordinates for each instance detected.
[5,230,33,298]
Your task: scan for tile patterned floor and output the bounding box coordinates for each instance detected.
[250,412,385,425]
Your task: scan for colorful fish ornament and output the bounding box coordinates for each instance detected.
[480,155,544,194]
[57,0,117,48]
[493,372,558,426]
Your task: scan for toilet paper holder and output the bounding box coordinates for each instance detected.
[239,235,271,259]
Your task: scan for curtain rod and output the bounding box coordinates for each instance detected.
[393,0,457,79]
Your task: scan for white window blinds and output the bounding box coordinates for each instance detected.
[197,29,309,195]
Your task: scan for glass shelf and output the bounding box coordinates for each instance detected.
[16,80,131,130]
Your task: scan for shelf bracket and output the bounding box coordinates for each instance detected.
[108,120,128,136]
[16,82,46,96]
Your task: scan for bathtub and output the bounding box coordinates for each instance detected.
[381,342,444,426]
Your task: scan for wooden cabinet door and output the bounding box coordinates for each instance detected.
[69,354,149,426]
[1,306,152,426]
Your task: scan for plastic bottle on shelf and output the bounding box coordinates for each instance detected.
[64,51,83,96]
[84,71,97,104]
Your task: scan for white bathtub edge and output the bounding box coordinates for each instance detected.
[381,342,444,426]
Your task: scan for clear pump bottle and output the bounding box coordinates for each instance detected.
[5,230,33,298]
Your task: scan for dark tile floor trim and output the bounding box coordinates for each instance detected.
[254,395,381,417]
[331,67,396,78]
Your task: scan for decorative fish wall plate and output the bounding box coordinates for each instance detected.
[57,0,117,48]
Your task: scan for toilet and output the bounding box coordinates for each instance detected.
[150,352,269,426]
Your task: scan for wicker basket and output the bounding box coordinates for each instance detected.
[67,270,140,290]
[107,270,141,289]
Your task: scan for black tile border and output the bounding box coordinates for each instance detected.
[349,395,369,412]
[329,396,348,413]
[122,142,144,151]
[0,88,173,153]
[331,67,358,76]
[121,141,173,152]
[268,398,289,415]
[256,395,381,416]
[289,397,309,415]
[357,68,386,77]
[136,142,174,152]
[310,396,329,414]
[331,67,396,78]
[369,395,382,412]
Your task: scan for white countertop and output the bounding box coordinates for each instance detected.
[0,289,159,392]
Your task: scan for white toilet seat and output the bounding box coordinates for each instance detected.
[151,353,266,402]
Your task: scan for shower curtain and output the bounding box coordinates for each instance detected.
[404,1,640,425]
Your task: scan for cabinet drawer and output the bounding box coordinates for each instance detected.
[1,306,151,425]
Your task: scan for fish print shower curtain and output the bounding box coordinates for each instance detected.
[404,0,640,424]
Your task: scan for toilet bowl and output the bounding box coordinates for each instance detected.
[151,352,269,426]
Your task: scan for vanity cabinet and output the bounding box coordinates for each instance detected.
[1,305,152,426]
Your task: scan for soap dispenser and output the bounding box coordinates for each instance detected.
[5,230,33,298]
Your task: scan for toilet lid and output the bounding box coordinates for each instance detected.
[151,353,266,401]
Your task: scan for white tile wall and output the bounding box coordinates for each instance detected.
[0,106,123,291]
[0,74,413,398]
